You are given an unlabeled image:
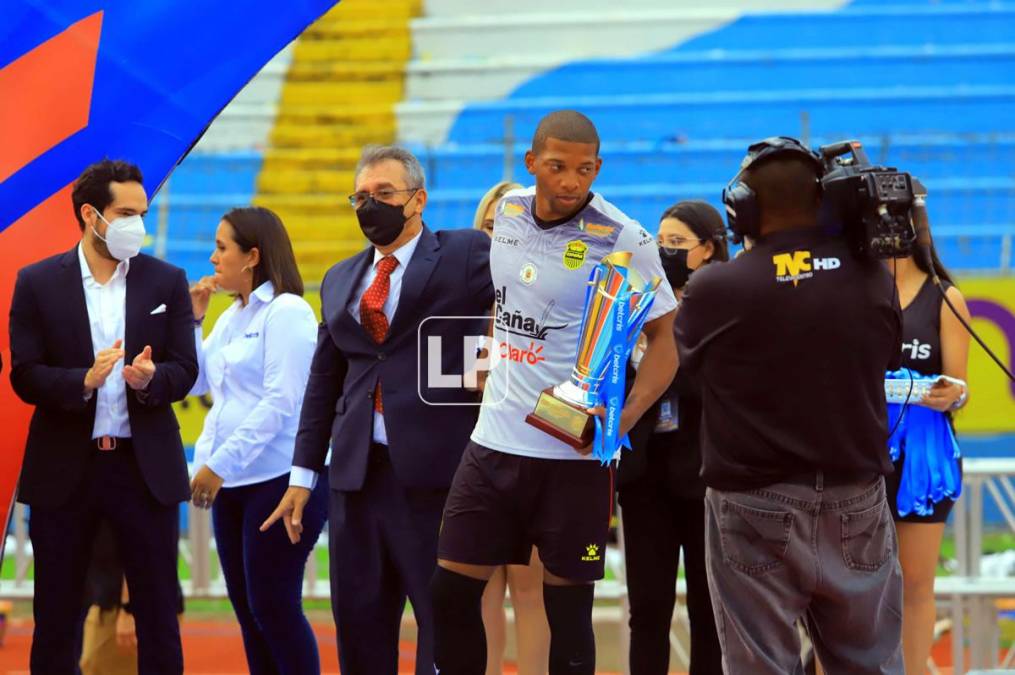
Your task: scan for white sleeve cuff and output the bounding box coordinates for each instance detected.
[204,456,233,485]
[289,466,319,490]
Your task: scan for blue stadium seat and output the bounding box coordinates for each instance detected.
[160,1,1015,273]
[414,136,1015,191]
[511,46,1015,99]
[162,152,262,195]
[447,86,1015,145]
[425,1,1015,271]
[669,5,1015,52]
[423,179,1015,231]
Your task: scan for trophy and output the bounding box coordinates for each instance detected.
[525,252,660,460]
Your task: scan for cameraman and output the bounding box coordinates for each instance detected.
[675,137,904,674]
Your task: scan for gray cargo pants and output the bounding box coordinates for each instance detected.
[704,474,903,675]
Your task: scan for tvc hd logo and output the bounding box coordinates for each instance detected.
[772,250,840,286]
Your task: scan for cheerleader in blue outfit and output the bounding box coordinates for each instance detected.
[884,230,970,675]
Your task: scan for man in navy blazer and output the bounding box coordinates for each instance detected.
[263,146,493,674]
[9,160,196,674]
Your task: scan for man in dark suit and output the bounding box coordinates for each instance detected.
[263,145,494,674]
[9,159,197,674]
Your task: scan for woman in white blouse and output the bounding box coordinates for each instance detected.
[188,206,326,675]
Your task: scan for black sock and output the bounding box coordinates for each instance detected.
[430,566,488,674]
[543,583,596,675]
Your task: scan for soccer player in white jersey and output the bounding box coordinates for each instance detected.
[429,110,678,674]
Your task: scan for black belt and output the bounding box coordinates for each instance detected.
[95,436,132,452]
[783,469,878,489]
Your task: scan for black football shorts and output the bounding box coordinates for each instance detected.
[437,441,614,582]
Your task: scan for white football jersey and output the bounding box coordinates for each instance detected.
[471,187,678,460]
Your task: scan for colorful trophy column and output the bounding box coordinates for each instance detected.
[525,252,660,462]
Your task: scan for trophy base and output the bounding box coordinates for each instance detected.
[525,387,594,449]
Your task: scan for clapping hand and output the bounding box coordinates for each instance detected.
[84,339,125,393]
[123,345,155,391]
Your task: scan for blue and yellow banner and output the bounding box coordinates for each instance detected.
[957,277,1015,433]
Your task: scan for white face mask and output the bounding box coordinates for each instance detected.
[92,208,145,261]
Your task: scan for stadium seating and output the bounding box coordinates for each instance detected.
[155,0,1015,280]
[406,0,1015,273]
[153,0,419,282]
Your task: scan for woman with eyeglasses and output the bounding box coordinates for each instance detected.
[618,200,727,675]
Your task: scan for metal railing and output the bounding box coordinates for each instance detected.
[947,457,1015,673]
[1,501,331,601]
[2,457,1015,675]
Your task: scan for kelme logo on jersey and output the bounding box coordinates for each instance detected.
[772,250,841,286]
[495,286,568,340]
[581,544,602,562]
[494,234,521,247]
[563,240,588,270]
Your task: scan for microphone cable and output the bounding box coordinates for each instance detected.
[887,255,915,438]
[912,197,1015,383]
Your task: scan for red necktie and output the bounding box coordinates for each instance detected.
[360,256,399,413]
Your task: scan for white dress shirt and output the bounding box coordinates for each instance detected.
[289,231,422,490]
[79,244,131,439]
[191,282,317,487]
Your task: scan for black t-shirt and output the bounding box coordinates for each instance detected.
[901,276,951,377]
[675,228,902,491]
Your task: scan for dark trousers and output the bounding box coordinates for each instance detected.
[28,443,182,675]
[619,489,722,675]
[329,445,447,675]
[213,472,329,675]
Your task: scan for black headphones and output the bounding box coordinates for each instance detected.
[721,136,824,244]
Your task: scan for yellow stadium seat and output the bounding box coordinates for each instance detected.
[255,0,417,285]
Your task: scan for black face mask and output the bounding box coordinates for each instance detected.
[659,246,693,289]
[356,192,415,246]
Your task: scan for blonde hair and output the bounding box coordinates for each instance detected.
[473,181,523,231]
